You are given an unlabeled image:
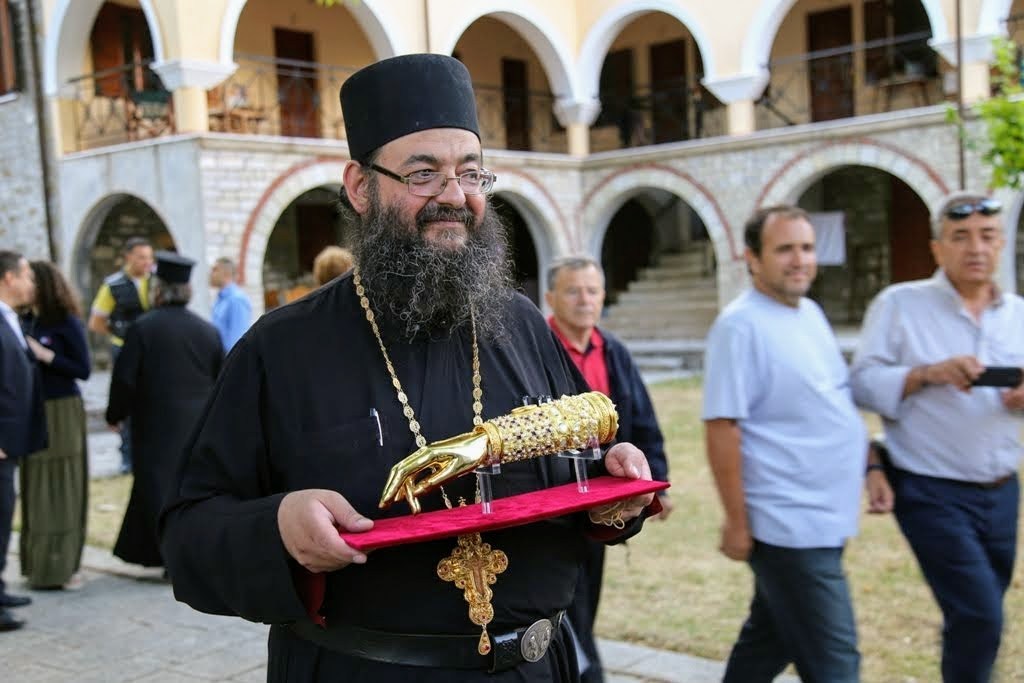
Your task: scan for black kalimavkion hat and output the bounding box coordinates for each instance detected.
[154,251,195,284]
[340,54,481,163]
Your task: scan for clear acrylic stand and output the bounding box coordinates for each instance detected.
[560,434,603,493]
[475,444,501,515]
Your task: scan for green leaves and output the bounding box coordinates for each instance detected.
[951,37,1024,189]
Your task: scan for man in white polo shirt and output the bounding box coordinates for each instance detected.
[703,205,887,683]
[851,191,1024,683]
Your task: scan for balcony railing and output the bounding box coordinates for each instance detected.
[591,79,726,151]
[208,54,353,140]
[209,55,567,152]
[65,61,174,151]
[756,32,942,129]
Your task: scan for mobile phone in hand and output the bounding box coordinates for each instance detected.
[972,367,1024,388]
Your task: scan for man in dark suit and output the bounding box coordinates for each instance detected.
[0,251,46,632]
[545,256,672,683]
[107,252,223,569]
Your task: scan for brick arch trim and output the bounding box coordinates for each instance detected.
[582,163,736,263]
[238,157,345,287]
[757,139,950,211]
[489,167,571,256]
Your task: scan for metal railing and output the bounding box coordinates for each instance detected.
[65,61,174,150]
[756,32,942,129]
[210,55,567,152]
[592,79,726,149]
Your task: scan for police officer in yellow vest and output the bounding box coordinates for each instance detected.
[89,237,154,474]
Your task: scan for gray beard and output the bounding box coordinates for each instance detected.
[350,195,515,342]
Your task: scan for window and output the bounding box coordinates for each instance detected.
[0,0,22,96]
[90,1,158,97]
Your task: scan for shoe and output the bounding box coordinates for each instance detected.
[0,609,24,632]
[0,593,31,608]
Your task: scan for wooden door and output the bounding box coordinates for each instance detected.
[598,49,634,140]
[888,177,934,282]
[274,28,319,138]
[502,58,529,151]
[807,7,854,122]
[649,39,687,143]
[296,204,338,273]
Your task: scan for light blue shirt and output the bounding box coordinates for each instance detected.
[850,271,1024,482]
[211,282,252,353]
[0,300,26,349]
[703,289,867,548]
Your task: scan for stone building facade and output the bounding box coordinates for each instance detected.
[0,0,51,261]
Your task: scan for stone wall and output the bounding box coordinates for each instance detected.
[0,0,50,261]
[52,109,1013,327]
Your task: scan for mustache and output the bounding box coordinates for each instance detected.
[416,204,476,232]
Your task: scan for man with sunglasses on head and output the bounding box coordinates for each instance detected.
[851,191,1024,683]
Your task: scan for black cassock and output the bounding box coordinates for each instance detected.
[160,274,645,682]
[108,305,223,567]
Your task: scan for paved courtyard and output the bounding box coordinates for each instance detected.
[0,370,796,682]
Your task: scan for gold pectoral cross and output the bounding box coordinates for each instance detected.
[437,533,509,655]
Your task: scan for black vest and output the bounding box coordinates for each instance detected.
[106,272,145,340]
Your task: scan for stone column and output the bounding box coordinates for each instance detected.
[554,97,601,157]
[151,59,239,133]
[702,70,770,136]
[931,34,997,104]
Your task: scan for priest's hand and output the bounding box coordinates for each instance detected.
[592,442,655,525]
[278,489,374,573]
[379,431,490,513]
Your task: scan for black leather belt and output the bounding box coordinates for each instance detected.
[968,474,1015,490]
[289,611,565,672]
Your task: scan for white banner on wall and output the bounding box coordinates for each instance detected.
[809,211,846,266]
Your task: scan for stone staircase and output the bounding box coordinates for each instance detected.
[601,249,720,379]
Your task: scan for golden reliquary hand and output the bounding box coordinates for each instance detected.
[379,431,491,513]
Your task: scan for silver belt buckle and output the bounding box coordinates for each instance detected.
[520,618,554,662]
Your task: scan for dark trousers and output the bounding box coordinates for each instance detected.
[723,541,860,683]
[0,458,16,595]
[110,344,131,472]
[892,469,1019,683]
[567,541,605,683]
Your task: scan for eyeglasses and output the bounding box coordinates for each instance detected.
[944,198,1002,220]
[370,164,497,197]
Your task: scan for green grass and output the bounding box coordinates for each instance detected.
[83,378,1024,681]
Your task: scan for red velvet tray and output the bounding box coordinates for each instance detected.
[339,476,670,551]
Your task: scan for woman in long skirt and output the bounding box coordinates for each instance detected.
[20,261,91,589]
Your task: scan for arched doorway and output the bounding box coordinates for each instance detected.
[218,0,378,140]
[65,0,170,151]
[451,16,567,153]
[76,194,175,308]
[599,191,717,341]
[589,11,723,151]
[492,196,540,305]
[262,187,347,310]
[757,0,941,129]
[798,165,933,324]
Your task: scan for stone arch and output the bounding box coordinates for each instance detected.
[741,0,949,75]
[583,164,734,264]
[576,0,718,99]
[239,159,345,304]
[45,0,165,95]
[978,0,1015,35]
[218,0,401,66]
[436,4,575,99]
[70,192,177,297]
[489,168,569,264]
[757,140,949,213]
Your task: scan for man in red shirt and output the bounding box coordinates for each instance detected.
[546,256,672,683]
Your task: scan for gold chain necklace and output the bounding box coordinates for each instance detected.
[352,268,506,655]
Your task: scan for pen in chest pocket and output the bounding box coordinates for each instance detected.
[370,408,383,447]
